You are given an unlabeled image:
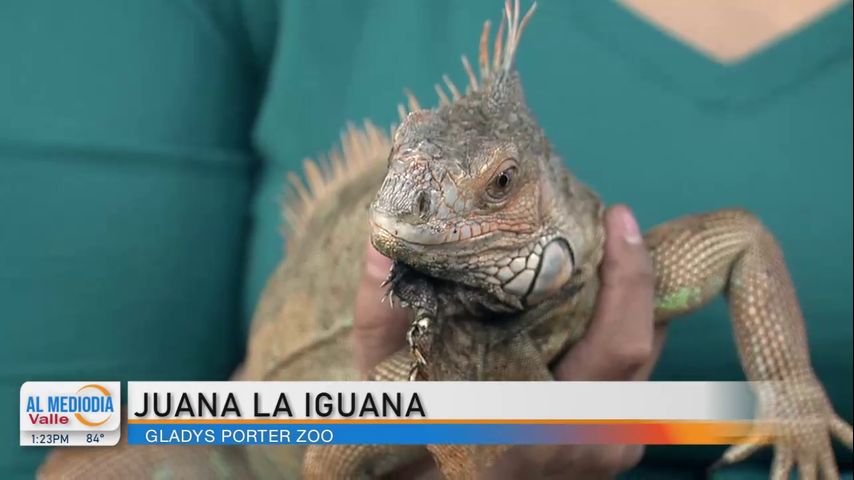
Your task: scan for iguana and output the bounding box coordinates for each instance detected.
[39,1,852,478]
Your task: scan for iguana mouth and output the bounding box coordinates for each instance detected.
[369,211,496,247]
[370,211,445,246]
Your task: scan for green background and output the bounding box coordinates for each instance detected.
[1,0,851,478]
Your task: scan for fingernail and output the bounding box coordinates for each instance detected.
[620,208,643,245]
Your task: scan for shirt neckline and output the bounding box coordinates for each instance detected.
[568,0,853,108]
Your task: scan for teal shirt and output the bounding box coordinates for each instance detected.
[1,1,851,477]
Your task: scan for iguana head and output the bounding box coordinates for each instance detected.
[370,1,601,311]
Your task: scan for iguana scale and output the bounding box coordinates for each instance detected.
[39,2,852,479]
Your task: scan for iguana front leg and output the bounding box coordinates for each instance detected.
[382,263,440,380]
[646,209,853,478]
[301,351,433,480]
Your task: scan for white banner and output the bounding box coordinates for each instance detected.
[128,381,756,421]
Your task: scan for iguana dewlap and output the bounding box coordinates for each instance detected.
[39,1,852,479]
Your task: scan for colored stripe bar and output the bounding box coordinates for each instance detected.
[127,418,749,425]
[128,422,766,446]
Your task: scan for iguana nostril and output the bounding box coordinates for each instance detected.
[415,191,431,219]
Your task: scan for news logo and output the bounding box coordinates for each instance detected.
[20,381,121,446]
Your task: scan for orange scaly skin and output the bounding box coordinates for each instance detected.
[647,210,852,480]
[39,1,851,479]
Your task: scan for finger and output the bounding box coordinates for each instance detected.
[556,205,656,380]
[711,439,767,471]
[628,325,667,381]
[556,323,665,382]
[619,444,645,471]
[829,415,853,450]
[484,445,562,479]
[352,241,410,374]
[798,457,818,480]
[770,448,793,480]
[554,325,667,382]
[577,445,633,479]
[490,442,642,477]
[593,205,655,342]
[818,441,839,480]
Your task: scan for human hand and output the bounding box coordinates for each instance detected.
[483,205,666,479]
[352,205,666,479]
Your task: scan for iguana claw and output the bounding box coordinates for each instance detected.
[380,263,394,288]
[406,311,432,381]
[710,379,853,480]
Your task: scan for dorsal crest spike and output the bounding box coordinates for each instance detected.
[403,89,422,112]
[461,0,537,94]
[461,55,478,92]
[493,12,507,72]
[281,120,390,254]
[442,74,461,100]
[434,84,450,105]
[478,20,492,78]
[397,1,538,126]
[501,0,537,72]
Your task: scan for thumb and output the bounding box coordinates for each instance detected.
[353,241,410,374]
[555,205,656,380]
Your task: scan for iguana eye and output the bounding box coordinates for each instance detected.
[487,160,518,200]
[497,172,511,187]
